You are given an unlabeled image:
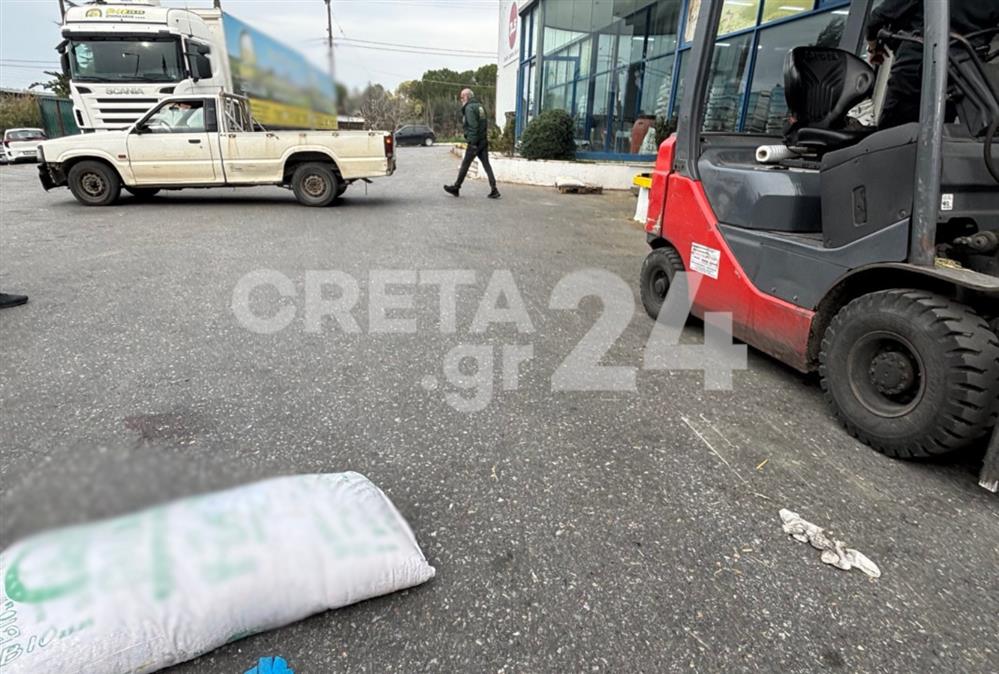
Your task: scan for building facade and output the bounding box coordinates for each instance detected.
[496,0,853,161]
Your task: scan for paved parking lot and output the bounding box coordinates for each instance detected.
[1,147,997,673]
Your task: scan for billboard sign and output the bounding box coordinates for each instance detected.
[222,13,337,129]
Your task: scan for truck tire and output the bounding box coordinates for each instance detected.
[125,187,160,199]
[640,245,684,319]
[291,162,339,207]
[68,160,121,206]
[819,289,999,458]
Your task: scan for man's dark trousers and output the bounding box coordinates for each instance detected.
[455,141,497,190]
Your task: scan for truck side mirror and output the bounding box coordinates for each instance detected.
[187,44,213,82]
[60,51,71,76]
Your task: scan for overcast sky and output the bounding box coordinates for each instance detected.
[0,0,500,93]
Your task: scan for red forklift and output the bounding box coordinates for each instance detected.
[639,0,999,490]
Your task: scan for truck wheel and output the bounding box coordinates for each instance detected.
[819,289,999,458]
[68,161,121,206]
[125,187,160,199]
[640,245,684,319]
[291,162,339,207]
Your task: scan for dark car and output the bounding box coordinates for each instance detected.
[394,124,435,147]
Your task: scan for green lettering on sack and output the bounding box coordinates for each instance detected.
[4,540,88,604]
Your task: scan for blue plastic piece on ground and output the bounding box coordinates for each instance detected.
[244,656,294,674]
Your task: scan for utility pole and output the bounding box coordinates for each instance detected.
[324,0,336,108]
[57,0,66,20]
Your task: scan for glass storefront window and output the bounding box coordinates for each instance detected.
[647,0,681,58]
[673,50,689,118]
[703,34,753,131]
[685,0,762,42]
[720,0,762,34]
[596,30,617,73]
[521,0,855,155]
[684,0,701,43]
[543,83,568,112]
[745,10,846,132]
[573,87,589,141]
[762,0,812,23]
[521,61,536,126]
[544,56,580,92]
[640,55,675,118]
[590,72,611,150]
[620,8,649,66]
[611,62,649,152]
[577,38,592,79]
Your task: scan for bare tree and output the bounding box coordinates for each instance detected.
[358,85,414,132]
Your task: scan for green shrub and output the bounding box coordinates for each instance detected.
[489,114,516,156]
[654,116,678,148]
[487,122,503,149]
[519,109,575,161]
[0,94,42,133]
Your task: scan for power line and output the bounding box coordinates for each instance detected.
[0,59,60,65]
[419,78,495,88]
[335,42,494,59]
[311,36,494,58]
[0,63,57,70]
[334,37,493,56]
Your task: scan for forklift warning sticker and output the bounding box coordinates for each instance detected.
[689,243,721,279]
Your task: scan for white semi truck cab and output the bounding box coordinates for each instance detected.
[60,0,230,131]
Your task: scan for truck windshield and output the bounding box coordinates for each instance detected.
[69,38,183,83]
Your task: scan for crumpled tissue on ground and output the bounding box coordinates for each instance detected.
[779,508,881,578]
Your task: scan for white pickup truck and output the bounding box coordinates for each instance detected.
[38,94,395,206]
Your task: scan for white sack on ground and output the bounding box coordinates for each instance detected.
[0,472,435,674]
[779,508,881,578]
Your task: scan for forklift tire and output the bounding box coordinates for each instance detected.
[67,160,121,206]
[124,187,160,199]
[291,162,339,207]
[640,246,685,319]
[819,289,999,459]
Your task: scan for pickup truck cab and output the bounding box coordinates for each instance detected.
[38,94,395,207]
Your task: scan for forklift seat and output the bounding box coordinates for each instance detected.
[784,47,877,154]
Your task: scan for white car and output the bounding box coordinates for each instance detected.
[3,127,47,163]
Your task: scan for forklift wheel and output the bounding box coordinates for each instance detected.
[820,289,999,459]
[640,246,684,319]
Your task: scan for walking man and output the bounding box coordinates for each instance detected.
[445,88,500,199]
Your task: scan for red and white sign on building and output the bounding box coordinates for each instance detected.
[500,0,519,66]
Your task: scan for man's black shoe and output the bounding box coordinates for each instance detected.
[443,184,460,197]
[0,293,28,310]
[487,189,501,199]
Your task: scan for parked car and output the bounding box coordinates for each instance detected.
[3,128,47,163]
[37,94,396,207]
[394,124,436,147]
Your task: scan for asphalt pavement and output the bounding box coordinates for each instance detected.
[1,148,997,673]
